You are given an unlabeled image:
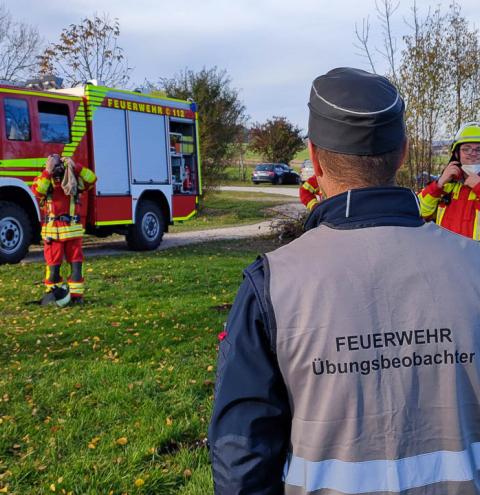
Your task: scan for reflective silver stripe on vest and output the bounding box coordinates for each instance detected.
[285,443,480,493]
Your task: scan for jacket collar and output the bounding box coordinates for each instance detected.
[304,186,424,231]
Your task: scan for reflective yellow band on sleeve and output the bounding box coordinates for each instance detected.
[80,168,96,183]
[307,198,319,211]
[303,182,317,194]
[418,191,440,219]
[35,177,52,195]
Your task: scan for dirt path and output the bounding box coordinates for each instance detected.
[219,185,299,197]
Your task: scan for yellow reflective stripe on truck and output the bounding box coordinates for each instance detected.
[0,87,82,101]
[173,210,197,222]
[0,158,45,168]
[195,119,202,195]
[87,84,191,104]
[0,170,39,177]
[62,104,88,157]
[85,86,110,121]
[95,220,133,226]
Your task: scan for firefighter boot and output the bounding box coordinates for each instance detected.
[41,264,62,304]
[68,261,85,304]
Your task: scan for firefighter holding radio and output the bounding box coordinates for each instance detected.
[418,122,480,239]
[32,155,96,306]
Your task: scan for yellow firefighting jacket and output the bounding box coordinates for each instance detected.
[418,180,480,240]
[32,165,96,241]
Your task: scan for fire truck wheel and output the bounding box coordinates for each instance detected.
[126,200,165,251]
[0,201,33,264]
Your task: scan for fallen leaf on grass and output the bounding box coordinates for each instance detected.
[116,437,128,446]
[183,469,192,477]
[134,478,145,487]
[88,437,101,449]
[165,417,173,426]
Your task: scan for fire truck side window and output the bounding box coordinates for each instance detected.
[38,101,70,143]
[4,98,31,141]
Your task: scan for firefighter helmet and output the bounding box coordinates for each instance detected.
[451,122,480,153]
[40,285,71,307]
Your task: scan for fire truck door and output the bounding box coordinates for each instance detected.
[92,108,130,194]
[128,112,168,184]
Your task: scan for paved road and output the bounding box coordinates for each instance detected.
[220,185,299,197]
[23,202,305,263]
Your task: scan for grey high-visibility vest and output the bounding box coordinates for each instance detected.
[265,222,480,495]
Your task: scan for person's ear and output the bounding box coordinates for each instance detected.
[308,140,323,177]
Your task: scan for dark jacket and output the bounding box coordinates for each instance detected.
[208,187,424,494]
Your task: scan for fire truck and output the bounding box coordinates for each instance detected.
[0,81,201,264]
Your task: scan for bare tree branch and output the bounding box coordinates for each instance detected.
[354,17,377,73]
[0,3,41,81]
[374,0,400,84]
[38,13,132,87]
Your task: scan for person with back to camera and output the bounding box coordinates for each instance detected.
[419,122,480,239]
[208,67,480,494]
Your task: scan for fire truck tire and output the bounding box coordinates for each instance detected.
[126,200,165,251]
[0,201,33,264]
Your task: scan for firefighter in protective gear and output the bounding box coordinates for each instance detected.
[418,122,480,239]
[32,155,96,304]
[299,175,323,210]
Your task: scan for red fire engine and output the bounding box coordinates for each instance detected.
[0,82,202,264]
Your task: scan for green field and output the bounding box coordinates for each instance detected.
[0,238,282,494]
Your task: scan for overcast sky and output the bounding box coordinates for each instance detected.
[7,0,480,130]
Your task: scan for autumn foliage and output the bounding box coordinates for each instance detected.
[249,117,305,165]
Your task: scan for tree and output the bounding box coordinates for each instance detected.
[38,14,131,87]
[157,67,246,190]
[0,4,41,81]
[400,7,450,185]
[354,1,480,189]
[445,2,480,132]
[249,117,305,165]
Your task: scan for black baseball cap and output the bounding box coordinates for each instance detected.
[308,67,406,155]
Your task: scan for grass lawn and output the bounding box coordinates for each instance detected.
[0,237,282,494]
[170,191,297,233]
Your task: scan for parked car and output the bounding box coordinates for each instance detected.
[300,159,314,182]
[252,163,301,185]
